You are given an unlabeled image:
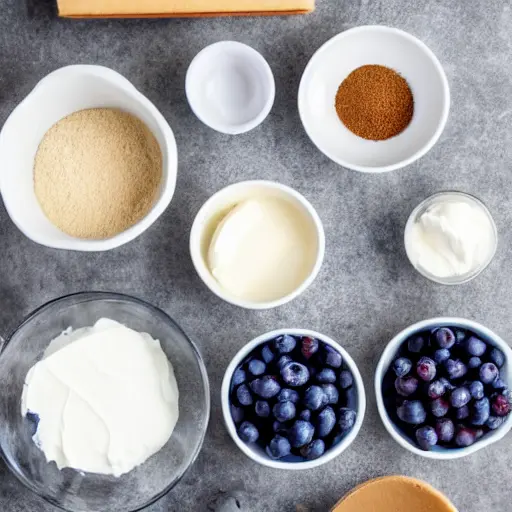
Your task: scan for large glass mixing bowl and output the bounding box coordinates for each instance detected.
[0,292,210,512]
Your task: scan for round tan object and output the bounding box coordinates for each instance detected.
[331,476,457,512]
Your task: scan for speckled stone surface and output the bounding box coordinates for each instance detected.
[1,0,511,511]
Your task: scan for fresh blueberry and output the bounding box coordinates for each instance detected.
[465,336,487,357]
[433,328,456,349]
[266,435,291,459]
[439,377,455,391]
[238,421,259,443]
[445,359,467,380]
[273,421,287,434]
[479,362,499,384]
[274,334,297,354]
[435,418,455,443]
[395,376,419,397]
[492,378,508,391]
[339,370,354,389]
[434,349,450,364]
[300,439,325,460]
[230,404,244,423]
[407,335,425,353]
[25,411,39,437]
[490,347,505,368]
[316,368,336,384]
[233,367,247,386]
[503,389,512,406]
[248,359,266,376]
[316,406,336,437]
[475,428,485,440]
[236,384,253,406]
[393,357,412,378]
[416,425,438,451]
[428,380,446,399]
[288,420,315,448]
[469,381,484,400]
[430,398,450,418]
[416,357,436,382]
[261,344,275,364]
[397,400,427,425]
[273,401,296,422]
[450,387,471,408]
[468,357,482,370]
[281,361,310,387]
[454,329,466,344]
[338,408,357,431]
[344,386,358,410]
[299,409,312,421]
[250,376,281,398]
[303,385,327,411]
[455,427,476,447]
[492,394,511,417]
[323,345,343,368]
[471,397,490,426]
[301,337,319,360]
[455,405,470,420]
[277,388,300,403]
[277,355,293,370]
[487,415,505,430]
[255,400,270,418]
[321,384,339,404]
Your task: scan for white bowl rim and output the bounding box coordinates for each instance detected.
[189,180,326,310]
[185,41,276,135]
[221,328,366,470]
[298,25,451,173]
[0,64,178,252]
[375,317,512,459]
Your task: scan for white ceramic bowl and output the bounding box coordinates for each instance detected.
[404,191,498,285]
[186,41,275,135]
[298,25,450,172]
[375,318,512,459]
[189,180,325,310]
[0,65,178,251]
[221,328,366,469]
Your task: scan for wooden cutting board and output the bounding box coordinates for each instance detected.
[57,0,315,17]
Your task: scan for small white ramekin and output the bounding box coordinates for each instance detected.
[404,191,498,285]
[186,41,275,135]
[221,328,366,470]
[0,65,178,251]
[189,180,325,310]
[375,317,512,459]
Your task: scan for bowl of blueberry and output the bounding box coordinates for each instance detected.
[375,318,512,459]
[222,329,365,469]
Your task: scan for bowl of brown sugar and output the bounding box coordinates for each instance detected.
[298,26,450,173]
[0,65,177,251]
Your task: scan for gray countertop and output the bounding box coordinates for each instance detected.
[1,0,511,510]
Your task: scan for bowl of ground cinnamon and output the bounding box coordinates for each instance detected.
[298,26,450,173]
[0,65,177,251]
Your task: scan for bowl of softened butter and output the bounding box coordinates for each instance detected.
[190,181,325,309]
[0,292,210,512]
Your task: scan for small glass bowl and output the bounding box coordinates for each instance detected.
[404,191,498,285]
[0,292,210,512]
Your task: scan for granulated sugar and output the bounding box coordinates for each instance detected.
[34,108,162,239]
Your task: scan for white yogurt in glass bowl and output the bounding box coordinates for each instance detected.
[404,191,497,285]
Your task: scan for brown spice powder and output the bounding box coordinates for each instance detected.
[335,64,414,141]
[34,108,162,239]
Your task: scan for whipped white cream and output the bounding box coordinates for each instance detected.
[21,318,179,477]
[208,197,317,302]
[407,198,496,279]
